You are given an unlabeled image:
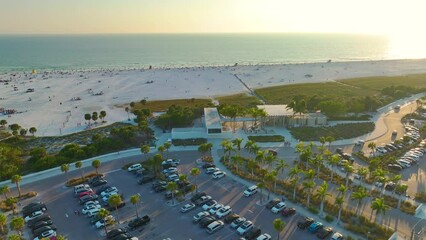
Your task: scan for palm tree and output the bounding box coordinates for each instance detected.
[316,181,331,216]
[92,159,101,175]
[286,95,306,117]
[141,144,150,161]
[246,160,257,177]
[395,184,408,209]
[231,155,243,173]
[152,154,163,176]
[302,180,316,207]
[325,136,335,150]
[257,182,265,204]
[198,143,208,160]
[91,112,98,124]
[97,208,111,236]
[29,127,37,136]
[11,175,22,198]
[352,187,369,216]
[130,194,141,218]
[336,184,347,198]
[288,166,301,200]
[0,185,10,200]
[335,196,344,224]
[232,138,243,156]
[157,146,166,158]
[224,142,234,161]
[275,158,288,176]
[0,213,6,235]
[125,107,130,120]
[8,234,21,240]
[100,110,107,122]
[327,154,340,183]
[342,163,354,187]
[264,172,275,200]
[9,216,24,237]
[61,164,70,182]
[312,154,323,180]
[190,168,201,193]
[357,167,369,187]
[264,153,277,170]
[166,181,178,205]
[371,198,390,225]
[75,161,83,180]
[84,113,91,126]
[6,197,17,214]
[273,218,286,240]
[108,194,123,224]
[0,119,7,128]
[303,169,315,180]
[368,142,377,157]
[163,142,172,158]
[255,150,267,168]
[319,136,327,149]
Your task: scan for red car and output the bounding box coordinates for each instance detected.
[78,190,94,198]
[281,207,296,216]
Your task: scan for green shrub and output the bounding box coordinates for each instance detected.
[308,206,319,214]
[325,215,334,222]
[172,138,207,146]
[247,135,284,142]
[290,122,375,141]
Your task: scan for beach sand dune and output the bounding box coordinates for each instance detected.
[0,59,425,136]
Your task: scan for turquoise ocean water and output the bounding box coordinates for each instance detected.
[0,33,400,72]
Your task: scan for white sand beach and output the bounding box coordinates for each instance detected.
[1,59,426,136]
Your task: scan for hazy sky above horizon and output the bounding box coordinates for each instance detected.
[0,0,425,37]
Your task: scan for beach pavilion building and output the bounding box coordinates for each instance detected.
[204,108,222,134]
[257,105,327,127]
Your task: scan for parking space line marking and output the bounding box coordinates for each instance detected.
[104,169,121,174]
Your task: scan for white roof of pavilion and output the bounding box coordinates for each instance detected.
[257,105,294,116]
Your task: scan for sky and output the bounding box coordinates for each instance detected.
[0,0,425,37]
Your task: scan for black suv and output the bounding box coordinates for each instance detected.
[127,215,150,230]
[191,192,206,203]
[27,215,51,228]
[199,216,216,228]
[138,175,155,184]
[106,202,126,211]
[245,227,261,240]
[23,203,47,217]
[107,228,127,239]
[266,199,281,209]
[297,217,314,229]
[30,220,53,230]
[32,225,57,237]
[224,213,240,224]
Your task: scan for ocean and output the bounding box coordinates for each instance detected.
[0,33,407,72]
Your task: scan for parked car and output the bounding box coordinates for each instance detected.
[307,221,323,233]
[101,187,118,197]
[199,216,217,228]
[106,201,126,211]
[154,185,166,192]
[33,225,57,237]
[215,205,232,218]
[212,171,226,179]
[266,199,280,209]
[96,185,112,195]
[111,233,134,240]
[281,207,296,216]
[128,163,143,172]
[271,202,286,213]
[205,167,220,174]
[87,208,101,217]
[193,211,210,223]
[206,220,224,234]
[91,179,108,187]
[27,215,51,228]
[181,203,196,213]
[245,227,261,240]
[127,215,150,230]
[331,232,344,240]
[152,181,167,189]
[230,217,246,229]
[224,213,240,224]
[191,192,207,203]
[316,226,333,239]
[88,175,104,185]
[256,233,272,240]
[297,217,314,229]
[138,175,156,184]
[237,220,254,235]
[79,194,99,204]
[82,204,101,214]
[96,215,115,228]
[107,228,127,239]
[202,163,215,169]
[33,230,56,240]
[209,204,224,215]
[202,200,218,211]
[23,204,47,218]
[30,220,53,231]
[195,195,212,206]
[24,210,44,222]
[243,185,258,197]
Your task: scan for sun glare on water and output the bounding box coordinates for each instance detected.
[388,33,426,59]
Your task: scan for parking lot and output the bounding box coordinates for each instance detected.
[18,150,337,240]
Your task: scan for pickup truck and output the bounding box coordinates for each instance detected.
[128,215,150,230]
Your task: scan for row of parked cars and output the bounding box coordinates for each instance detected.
[297,217,343,240]
[22,202,58,240]
[179,191,272,239]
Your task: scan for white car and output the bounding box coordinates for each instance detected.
[74,184,90,194]
[215,205,232,218]
[102,192,118,203]
[100,187,118,197]
[230,217,246,229]
[167,174,179,181]
[271,202,286,213]
[243,185,258,197]
[95,215,115,228]
[128,163,143,172]
[237,220,253,235]
[205,167,220,174]
[82,204,101,214]
[212,171,226,179]
[83,200,100,208]
[331,232,343,240]
[162,167,178,174]
[257,233,272,240]
[34,230,56,240]
[209,204,224,215]
[206,220,224,234]
[87,208,101,217]
[24,210,44,222]
[180,203,196,213]
[202,200,218,210]
[193,211,210,223]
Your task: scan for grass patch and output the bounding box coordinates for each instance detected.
[131,99,212,112]
[0,130,11,140]
[216,93,261,108]
[290,122,375,141]
[65,172,100,187]
[0,191,37,211]
[247,135,285,142]
[339,73,426,91]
